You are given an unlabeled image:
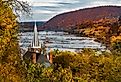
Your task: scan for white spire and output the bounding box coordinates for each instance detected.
[31,21,39,47]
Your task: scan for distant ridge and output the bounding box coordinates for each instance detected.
[19,21,45,32]
[42,6,121,31]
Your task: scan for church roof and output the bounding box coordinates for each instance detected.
[23,21,50,66]
[23,51,50,64]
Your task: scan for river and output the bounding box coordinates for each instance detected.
[19,31,106,54]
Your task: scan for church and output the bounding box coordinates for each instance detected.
[23,22,52,67]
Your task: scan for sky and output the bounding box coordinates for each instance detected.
[19,0,121,22]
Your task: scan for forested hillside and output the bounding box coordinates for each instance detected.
[67,17,121,50]
[43,6,121,31]
[19,21,45,32]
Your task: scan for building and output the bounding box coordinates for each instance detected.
[23,22,52,66]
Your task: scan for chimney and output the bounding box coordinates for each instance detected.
[32,52,36,63]
[49,50,53,64]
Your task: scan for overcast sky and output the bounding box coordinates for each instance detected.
[19,0,121,22]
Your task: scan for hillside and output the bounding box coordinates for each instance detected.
[43,6,121,31]
[19,21,45,32]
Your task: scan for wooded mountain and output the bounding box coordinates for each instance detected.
[42,6,121,31]
[19,21,45,32]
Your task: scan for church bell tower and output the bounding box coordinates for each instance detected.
[28,21,41,63]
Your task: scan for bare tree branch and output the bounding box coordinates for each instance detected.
[2,0,31,17]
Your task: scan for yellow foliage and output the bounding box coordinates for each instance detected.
[1,22,6,27]
[111,36,121,43]
[6,25,13,29]
[0,0,26,82]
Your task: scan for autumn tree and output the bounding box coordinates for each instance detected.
[0,0,30,81]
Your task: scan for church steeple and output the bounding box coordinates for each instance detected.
[24,21,53,64]
[31,21,39,47]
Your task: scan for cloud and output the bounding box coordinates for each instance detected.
[32,2,62,7]
[33,10,56,14]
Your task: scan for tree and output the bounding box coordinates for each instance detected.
[2,0,31,17]
[0,0,30,81]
